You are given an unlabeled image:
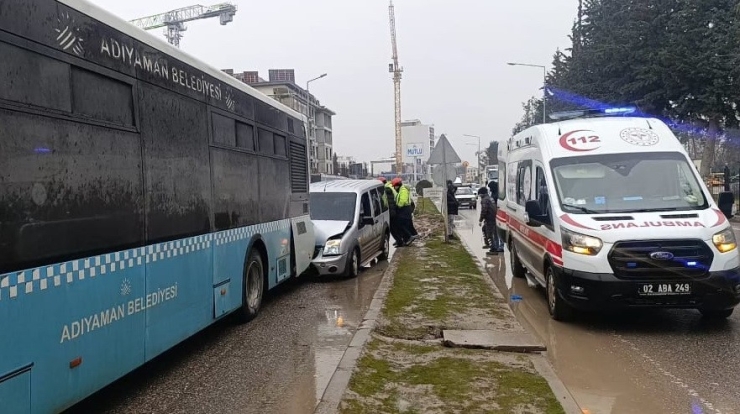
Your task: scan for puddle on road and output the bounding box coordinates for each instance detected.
[455,210,709,414]
[308,250,393,411]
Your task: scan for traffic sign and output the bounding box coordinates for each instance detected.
[427,134,461,165]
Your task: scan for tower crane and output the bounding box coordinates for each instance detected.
[388,0,404,174]
[129,3,238,48]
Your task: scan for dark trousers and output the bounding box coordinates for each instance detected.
[484,221,501,250]
[389,216,404,244]
[398,206,417,238]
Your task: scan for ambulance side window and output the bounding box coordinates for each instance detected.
[516,160,533,206]
[535,166,550,217]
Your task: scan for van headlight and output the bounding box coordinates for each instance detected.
[561,227,603,256]
[712,227,737,253]
[323,239,341,256]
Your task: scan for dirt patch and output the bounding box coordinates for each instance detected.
[377,206,520,340]
[339,199,565,414]
[340,339,564,414]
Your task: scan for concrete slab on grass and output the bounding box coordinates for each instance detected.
[442,329,546,353]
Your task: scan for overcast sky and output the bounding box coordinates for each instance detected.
[89,0,578,165]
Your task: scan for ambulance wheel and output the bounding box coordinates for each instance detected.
[546,266,573,321]
[510,242,526,279]
[238,249,265,323]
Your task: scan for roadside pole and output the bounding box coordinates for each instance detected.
[442,141,449,243]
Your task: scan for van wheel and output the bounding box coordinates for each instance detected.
[699,308,734,319]
[510,242,526,279]
[238,250,265,323]
[546,266,573,321]
[379,232,390,260]
[344,248,360,278]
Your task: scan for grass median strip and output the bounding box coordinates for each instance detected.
[341,339,564,414]
[339,198,565,414]
[378,199,516,340]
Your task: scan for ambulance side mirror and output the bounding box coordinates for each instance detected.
[718,191,734,219]
[525,200,550,227]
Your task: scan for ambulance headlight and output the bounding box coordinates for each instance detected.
[323,239,342,256]
[712,227,737,253]
[562,228,602,256]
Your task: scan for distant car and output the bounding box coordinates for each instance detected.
[309,180,390,277]
[454,186,477,209]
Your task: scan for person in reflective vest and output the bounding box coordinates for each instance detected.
[392,177,418,246]
[379,177,404,247]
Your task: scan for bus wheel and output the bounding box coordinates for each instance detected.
[239,250,265,323]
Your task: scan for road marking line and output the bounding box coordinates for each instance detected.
[613,334,722,414]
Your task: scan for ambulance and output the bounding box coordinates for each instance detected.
[501,107,740,321]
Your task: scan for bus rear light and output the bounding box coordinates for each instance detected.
[69,357,82,369]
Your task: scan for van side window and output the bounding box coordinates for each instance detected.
[516,160,532,206]
[370,189,382,217]
[360,192,372,218]
[377,188,389,212]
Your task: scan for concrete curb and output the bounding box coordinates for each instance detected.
[454,229,583,414]
[313,254,399,414]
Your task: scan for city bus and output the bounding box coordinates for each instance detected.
[0,1,315,412]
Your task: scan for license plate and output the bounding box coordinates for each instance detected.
[637,283,691,296]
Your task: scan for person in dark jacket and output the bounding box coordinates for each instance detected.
[478,187,501,254]
[446,180,459,240]
[379,177,404,247]
[488,179,498,201]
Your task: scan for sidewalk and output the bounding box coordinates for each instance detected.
[320,198,579,414]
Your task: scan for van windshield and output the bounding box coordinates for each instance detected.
[550,152,709,214]
[309,192,357,221]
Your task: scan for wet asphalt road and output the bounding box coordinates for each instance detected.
[456,209,740,414]
[64,256,391,414]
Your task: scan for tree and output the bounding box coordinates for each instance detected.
[663,0,740,176]
[486,141,499,166]
[511,0,740,177]
[332,153,339,175]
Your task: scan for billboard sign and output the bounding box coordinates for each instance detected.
[406,143,425,158]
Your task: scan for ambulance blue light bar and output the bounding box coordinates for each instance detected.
[548,106,638,121]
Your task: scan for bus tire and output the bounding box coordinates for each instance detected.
[238,249,265,323]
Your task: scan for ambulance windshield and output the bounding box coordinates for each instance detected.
[550,152,708,214]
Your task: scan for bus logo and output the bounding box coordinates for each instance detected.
[120,278,132,296]
[55,11,85,56]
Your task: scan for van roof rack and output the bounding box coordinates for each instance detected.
[548,106,637,121]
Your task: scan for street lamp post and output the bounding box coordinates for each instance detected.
[306,73,327,174]
[464,134,482,184]
[507,62,547,123]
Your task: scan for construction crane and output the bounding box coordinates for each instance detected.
[388,0,404,174]
[129,3,238,48]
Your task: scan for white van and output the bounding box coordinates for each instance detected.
[501,108,740,321]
